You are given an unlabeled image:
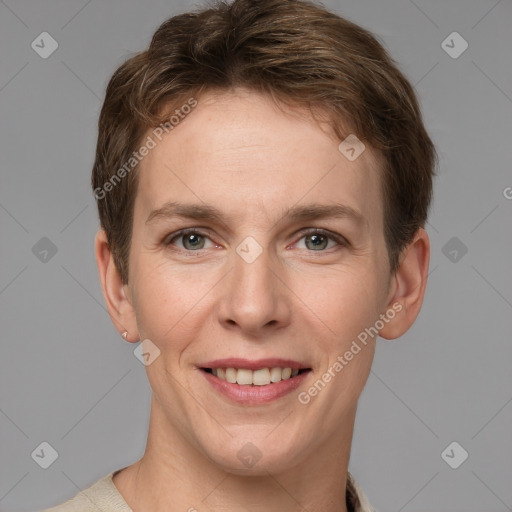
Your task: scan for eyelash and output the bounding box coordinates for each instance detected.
[164,227,349,253]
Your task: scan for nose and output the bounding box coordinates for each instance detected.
[217,243,292,337]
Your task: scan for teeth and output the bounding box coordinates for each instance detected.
[252,368,271,386]
[270,367,282,383]
[225,367,237,383]
[212,367,303,385]
[236,369,253,385]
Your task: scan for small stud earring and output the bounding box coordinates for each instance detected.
[122,331,128,340]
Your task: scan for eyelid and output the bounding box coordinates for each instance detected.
[291,227,349,249]
[164,227,349,251]
[164,227,217,247]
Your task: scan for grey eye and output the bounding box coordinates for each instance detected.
[181,233,206,250]
[304,233,329,250]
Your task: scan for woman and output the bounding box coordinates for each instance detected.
[44,0,435,509]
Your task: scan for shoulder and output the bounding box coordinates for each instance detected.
[41,471,132,512]
[347,472,376,512]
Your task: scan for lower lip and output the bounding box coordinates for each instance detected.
[201,369,311,405]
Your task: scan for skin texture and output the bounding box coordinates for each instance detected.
[95,88,430,512]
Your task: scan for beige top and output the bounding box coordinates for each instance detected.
[42,470,375,512]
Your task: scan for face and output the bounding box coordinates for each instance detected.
[125,88,394,473]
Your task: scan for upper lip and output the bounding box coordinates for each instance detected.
[198,358,310,371]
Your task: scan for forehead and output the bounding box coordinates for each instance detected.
[134,89,384,230]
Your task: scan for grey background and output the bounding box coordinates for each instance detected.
[1,0,511,511]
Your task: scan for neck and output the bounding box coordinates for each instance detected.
[113,395,355,512]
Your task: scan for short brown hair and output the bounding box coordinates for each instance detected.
[92,0,436,284]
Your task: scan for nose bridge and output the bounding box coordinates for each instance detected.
[219,236,290,332]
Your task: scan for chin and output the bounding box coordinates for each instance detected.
[200,435,305,476]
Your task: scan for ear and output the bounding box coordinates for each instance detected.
[95,229,139,343]
[379,228,430,340]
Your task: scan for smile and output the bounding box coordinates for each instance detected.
[202,367,309,386]
[198,358,312,404]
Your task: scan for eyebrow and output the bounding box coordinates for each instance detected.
[145,201,365,227]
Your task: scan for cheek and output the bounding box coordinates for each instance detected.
[291,262,385,342]
[130,256,218,343]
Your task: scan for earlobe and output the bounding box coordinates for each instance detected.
[379,228,430,340]
[94,229,139,342]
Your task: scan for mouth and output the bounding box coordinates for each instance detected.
[197,359,312,404]
[200,366,311,386]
